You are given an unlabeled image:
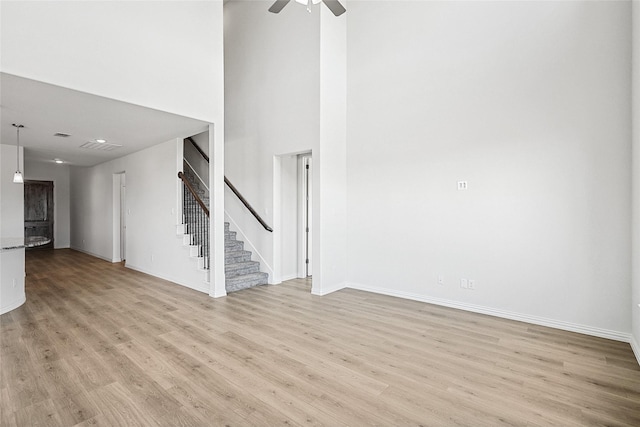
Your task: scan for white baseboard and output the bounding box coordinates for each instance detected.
[209,288,227,298]
[312,281,347,296]
[280,273,298,282]
[125,263,209,294]
[631,336,640,367]
[70,246,114,264]
[345,282,632,343]
[71,247,209,294]
[224,211,275,283]
[0,294,26,315]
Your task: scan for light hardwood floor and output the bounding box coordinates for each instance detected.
[1,249,639,426]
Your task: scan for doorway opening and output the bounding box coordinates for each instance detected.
[24,180,54,249]
[273,152,313,286]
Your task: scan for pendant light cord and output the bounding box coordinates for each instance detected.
[13,123,24,176]
[16,126,20,167]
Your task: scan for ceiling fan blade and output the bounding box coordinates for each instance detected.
[322,0,346,16]
[269,0,291,14]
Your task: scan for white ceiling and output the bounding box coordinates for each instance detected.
[0,73,209,167]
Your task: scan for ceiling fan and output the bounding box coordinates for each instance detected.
[269,0,346,17]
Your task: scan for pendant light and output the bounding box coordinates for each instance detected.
[12,124,24,184]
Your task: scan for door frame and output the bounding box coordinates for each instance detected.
[23,180,54,249]
[297,153,312,278]
[112,172,126,262]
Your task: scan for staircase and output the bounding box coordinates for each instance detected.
[224,222,268,292]
[180,160,268,293]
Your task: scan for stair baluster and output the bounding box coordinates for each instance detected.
[179,171,210,271]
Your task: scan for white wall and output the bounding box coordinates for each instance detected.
[0,247,25,315]
[346,1,632,337]
[191,131,210,159]
[224,1,320,283]
[0,144,23,239]
[24,160,71,248]
[632,0,640,359]
[0,0,224,122]
[70,157,124,260]
[280,154,299,281]
[0,144,25,315]
[70,139,208,292]
[314,4,347,294]
[184,131,210,188]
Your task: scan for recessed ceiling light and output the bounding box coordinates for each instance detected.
[96,139,106,143]
[54,159,64,164]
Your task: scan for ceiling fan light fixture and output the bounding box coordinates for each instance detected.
[295,0,313,12]
[269,0,345,16]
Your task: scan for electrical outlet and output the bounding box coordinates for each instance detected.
[460,278,468,289]
[468,279,475,290]
[457,181,468,190]
[438,275,444,285]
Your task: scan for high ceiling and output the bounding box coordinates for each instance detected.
[0,73,209,167]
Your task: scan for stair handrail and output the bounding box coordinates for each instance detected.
[178,171,210,217]
[185,137,273,233]
[187,137,209,163]
[223,177,273,232]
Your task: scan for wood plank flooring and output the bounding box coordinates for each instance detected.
[1,249,639,426]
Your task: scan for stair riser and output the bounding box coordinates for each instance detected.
[189,245,200,258]
[183,236,207,248]
[225,252,252,263]
[184,225,208,235]
[225,241,244,251]
[226,271,268,285]
[226,275,268,292]
[225,265,260,277]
